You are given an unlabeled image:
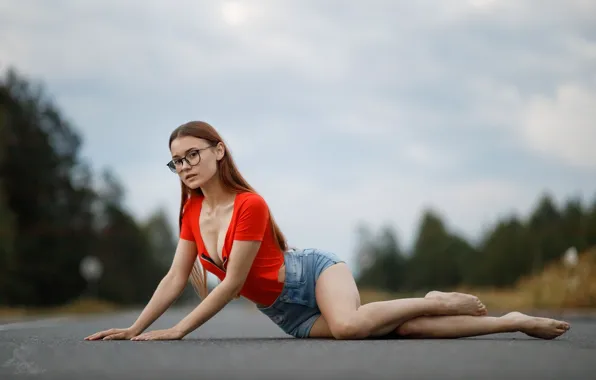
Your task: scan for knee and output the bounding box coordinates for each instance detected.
[396,320,416,336]
[329,315,370,340]
[396,318,428,337]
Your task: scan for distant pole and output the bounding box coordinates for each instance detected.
[80,255,103,299]
[562,247,578,268]
[562,247,579,293]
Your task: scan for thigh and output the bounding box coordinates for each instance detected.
[307,313,334,338]
[314,261,361,329]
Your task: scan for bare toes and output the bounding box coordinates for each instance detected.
[557,322,570,330]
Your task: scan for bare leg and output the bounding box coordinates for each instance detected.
[396,311,571,339]
[313,263,487,340]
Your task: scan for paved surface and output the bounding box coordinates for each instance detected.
[1,303,595,380]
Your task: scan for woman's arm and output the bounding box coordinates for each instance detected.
[130,239,262,341]
[173,240,261,336]
[129,239,199,334]
[85,238,198,341]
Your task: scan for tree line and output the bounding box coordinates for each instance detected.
[354,194,596,293]
[0,68,197,307]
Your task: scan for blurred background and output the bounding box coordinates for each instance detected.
[1,0,595,319]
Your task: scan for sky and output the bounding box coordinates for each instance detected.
[2,0,596,271]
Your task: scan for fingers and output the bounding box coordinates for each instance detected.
[102,332,127,340]
[131,333,152,341]
[131,331,166,341]
[85,329,114,341]
[84,328,129,341]
[86,329,174,342]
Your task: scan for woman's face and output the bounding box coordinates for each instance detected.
[169,136,222,189]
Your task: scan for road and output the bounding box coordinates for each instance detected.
[1,303,595,380]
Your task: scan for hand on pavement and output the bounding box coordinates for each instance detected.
[84,327,139,341]
[131,328,185,341]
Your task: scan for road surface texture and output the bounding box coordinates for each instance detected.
[1,302,595,380]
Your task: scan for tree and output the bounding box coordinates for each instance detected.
[448,234,479,286]
[143,207,177,269]
[586,196,596,249]
[404,209,462,291]
[476,217,533,287]
[0,109,17,302]
[0,68,96,306]
[142,207,203,303]
[92,169,166,304]
[355,224,406,292]
[526,193,566,272]
[560,196,589,253]
[0,67,167,307]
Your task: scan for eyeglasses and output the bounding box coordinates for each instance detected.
[166,146,214,173]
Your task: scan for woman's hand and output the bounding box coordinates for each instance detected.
[84,327,140,341]
[131,328,185,341]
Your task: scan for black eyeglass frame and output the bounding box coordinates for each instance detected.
[166,145,215,173]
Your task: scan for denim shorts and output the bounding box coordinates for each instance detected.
[256,248,345,338]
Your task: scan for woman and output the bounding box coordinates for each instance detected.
[85,121,571,341]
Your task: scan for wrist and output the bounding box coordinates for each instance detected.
[129,325,144,335]
[172,324,190,337]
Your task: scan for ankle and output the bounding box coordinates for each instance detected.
[430,298,449,315]
[499,316,521,333]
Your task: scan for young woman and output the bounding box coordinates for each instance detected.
[85,121,571,341]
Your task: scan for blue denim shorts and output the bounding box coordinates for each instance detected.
[256,248,345,338]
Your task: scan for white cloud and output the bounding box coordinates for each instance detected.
[521,83,596,169]
[565,35,596,62]
[462,77,524,129]
[401,143,460,169]
[220,1,252,27]
[468,0,498,9]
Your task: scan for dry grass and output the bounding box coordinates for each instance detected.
[0,297,120,319]
[360,248,596,312]
[513,247,596,310]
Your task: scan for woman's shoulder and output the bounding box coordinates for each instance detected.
[183,193,204,212]
[237,191,266,202]
[236,191,268,210]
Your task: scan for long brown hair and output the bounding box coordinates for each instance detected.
[169,121,287,300]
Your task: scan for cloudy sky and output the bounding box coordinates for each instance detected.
[2,0,595,270]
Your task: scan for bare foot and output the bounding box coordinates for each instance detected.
[502,312,571,340]
[428,291,487,316]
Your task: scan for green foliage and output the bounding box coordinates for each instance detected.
[355,193,596,293]
[585,197,596,248]
[355,224,406,292]
[141,207,197,303]
[0,68,177,307]
[404,210,461,291]
[475,217,532,287]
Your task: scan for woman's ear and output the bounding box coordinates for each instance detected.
[215,142,226,161]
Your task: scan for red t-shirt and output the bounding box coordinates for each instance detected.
[179,191,284,306]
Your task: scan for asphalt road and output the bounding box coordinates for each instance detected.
[1,303,595,380]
